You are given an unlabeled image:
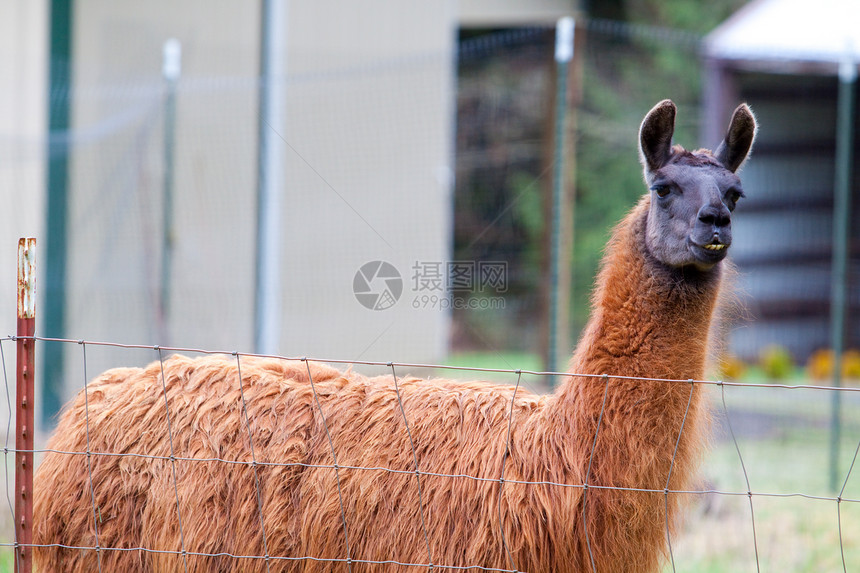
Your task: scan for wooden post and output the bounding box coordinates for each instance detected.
[544,17,579,384]
[16,238,36,573]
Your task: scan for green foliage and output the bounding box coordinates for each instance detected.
[758,345,795,380]
[454,30,554,351]
[628,0,747,35]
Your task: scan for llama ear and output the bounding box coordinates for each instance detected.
[639,100,676,173]
[714,103,757,173]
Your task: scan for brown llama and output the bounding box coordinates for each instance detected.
[34,99,756,572]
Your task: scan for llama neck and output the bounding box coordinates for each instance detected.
[565,197,722,385]
[546,195,722,486]
[538,197,725,572]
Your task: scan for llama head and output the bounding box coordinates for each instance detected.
[638,99,757,271]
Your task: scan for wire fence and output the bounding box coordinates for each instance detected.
[3,335,860,571]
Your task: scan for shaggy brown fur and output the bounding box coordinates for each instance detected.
[34,100,756,572]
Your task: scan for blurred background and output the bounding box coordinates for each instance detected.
[1,0,860,570]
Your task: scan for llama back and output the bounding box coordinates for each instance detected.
[35,355,341,571]
[34,354,550,572]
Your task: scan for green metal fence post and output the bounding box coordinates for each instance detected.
[159,39,181,345]
[42,0,73,429]
[829,55,856,492]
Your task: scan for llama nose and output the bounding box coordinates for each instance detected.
[697,203,731,230]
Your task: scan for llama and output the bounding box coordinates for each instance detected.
[34,99,756,572]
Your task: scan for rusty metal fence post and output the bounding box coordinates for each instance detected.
[16,238,36,573]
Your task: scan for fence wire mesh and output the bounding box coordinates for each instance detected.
[2,335,860,571]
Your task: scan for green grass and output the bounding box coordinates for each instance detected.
[670,443,860,572]
[443,351,544,374]
[667,385,860,572]
[442,351,550,392]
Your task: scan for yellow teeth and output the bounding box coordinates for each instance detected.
[703,243,726,251]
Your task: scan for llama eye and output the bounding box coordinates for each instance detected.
[726,188,744,209]
[650,184,671,198]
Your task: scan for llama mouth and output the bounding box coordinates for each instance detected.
[689,239,730,266]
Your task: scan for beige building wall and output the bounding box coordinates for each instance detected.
[59,1,460,398]
[0,0,45,516]
[65,1,262,390]
[460,0,576,25]
[0,0,47,438]
[0,0,47,377]
[277,1,457,364]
